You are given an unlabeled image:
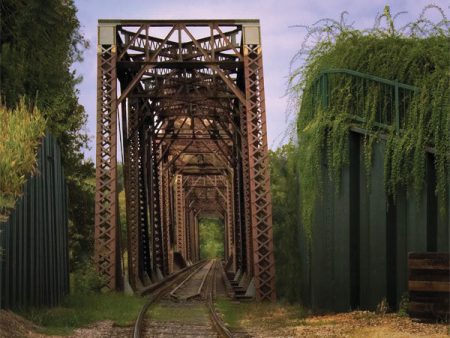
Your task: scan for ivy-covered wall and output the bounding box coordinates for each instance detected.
[297,131,449,312]
[276,4,450,311]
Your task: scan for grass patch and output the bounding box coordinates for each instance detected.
[19,292,146,335]
[304,319,338,326]
[215,297,307,330]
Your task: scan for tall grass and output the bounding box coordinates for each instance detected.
[20,293,146,335]
[0,99,46,222]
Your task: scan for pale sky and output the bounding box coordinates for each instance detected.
[73,0,449,161]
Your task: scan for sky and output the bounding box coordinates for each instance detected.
[73,0,449,161]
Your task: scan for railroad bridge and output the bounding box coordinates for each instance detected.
[94,19,275,301]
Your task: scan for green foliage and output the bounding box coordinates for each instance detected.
[289,5,450,236]
[270,144,303,302]
[72,260,106,294]
[199,218,224,259]
[20,293,146,335]
[118,164,128,254]
[67,161,95,266]
[0,0,89,164]
[398,293,409,317]
[0,100,46,221]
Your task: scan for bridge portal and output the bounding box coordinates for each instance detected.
[95,19,275,301]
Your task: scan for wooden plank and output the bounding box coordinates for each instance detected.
[410,291,450,304]
[409,258,450,270]
[408,250,449,322]
[409,252,450,260]
[408,301,450,319]
[408,280,450,293]
[409,269,450,282]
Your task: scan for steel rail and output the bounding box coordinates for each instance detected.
[206,260,234,338]
[185,258,215,300]
[169,261,209,299]
[133,259,235,338]
[318,68,418,91]
[132,260,207,338]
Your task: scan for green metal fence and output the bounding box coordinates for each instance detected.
[0,134,69,309]
[298,69,449,312]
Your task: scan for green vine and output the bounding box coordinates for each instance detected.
[289,5,450,237]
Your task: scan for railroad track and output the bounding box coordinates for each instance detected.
[133,259,234,338]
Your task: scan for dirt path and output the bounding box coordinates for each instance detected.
[239,310,449,337]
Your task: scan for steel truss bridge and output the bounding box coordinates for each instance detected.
[94,19,275,301]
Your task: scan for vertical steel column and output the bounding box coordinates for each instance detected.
[160,166,170,275]
[95,24,120,290]
[190,210,196,261]
[149,137,165,274]
[167,170,175,273]
[242,24,276,301]
[233,164,244,273]
[241,110,252,277]
[123,100,143,289]
[175,174,186,259]
[226,176,234,264]
[185,209,191,262]
[137,125,152,281]
[190,210,195,261]
[194,212,200,262]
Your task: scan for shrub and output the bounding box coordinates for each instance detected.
[72,260,106,294]
[0,99,46,222]
[398,293,410,317]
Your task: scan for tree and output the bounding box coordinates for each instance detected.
[1,0,89,167]
[199,218,224,259]
[1,0,93,269]
[270,144,303,302]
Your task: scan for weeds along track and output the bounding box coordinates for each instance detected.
[133,259,235,338]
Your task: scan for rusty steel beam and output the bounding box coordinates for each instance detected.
[123,99,143,289]
[138,124,152,281]
[242,25,276,301]
[175,174,186,258]
[233,165,244,273]
[95,39,120,290]
[194,213,200,262]
[99,19,260,26]
[149,135,165,275]
[160,165,171,275]
[226,176,234,265]
[238,98,251,278]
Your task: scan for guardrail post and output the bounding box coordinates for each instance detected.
[394,80,400,133]
[321,73,329,109]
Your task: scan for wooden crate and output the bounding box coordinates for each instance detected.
[408,252,450,321]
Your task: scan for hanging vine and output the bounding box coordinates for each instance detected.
[289,5,450,237]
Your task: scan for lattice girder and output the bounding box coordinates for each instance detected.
[95,44,120,290]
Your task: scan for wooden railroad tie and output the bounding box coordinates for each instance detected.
[408,252,450,322]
